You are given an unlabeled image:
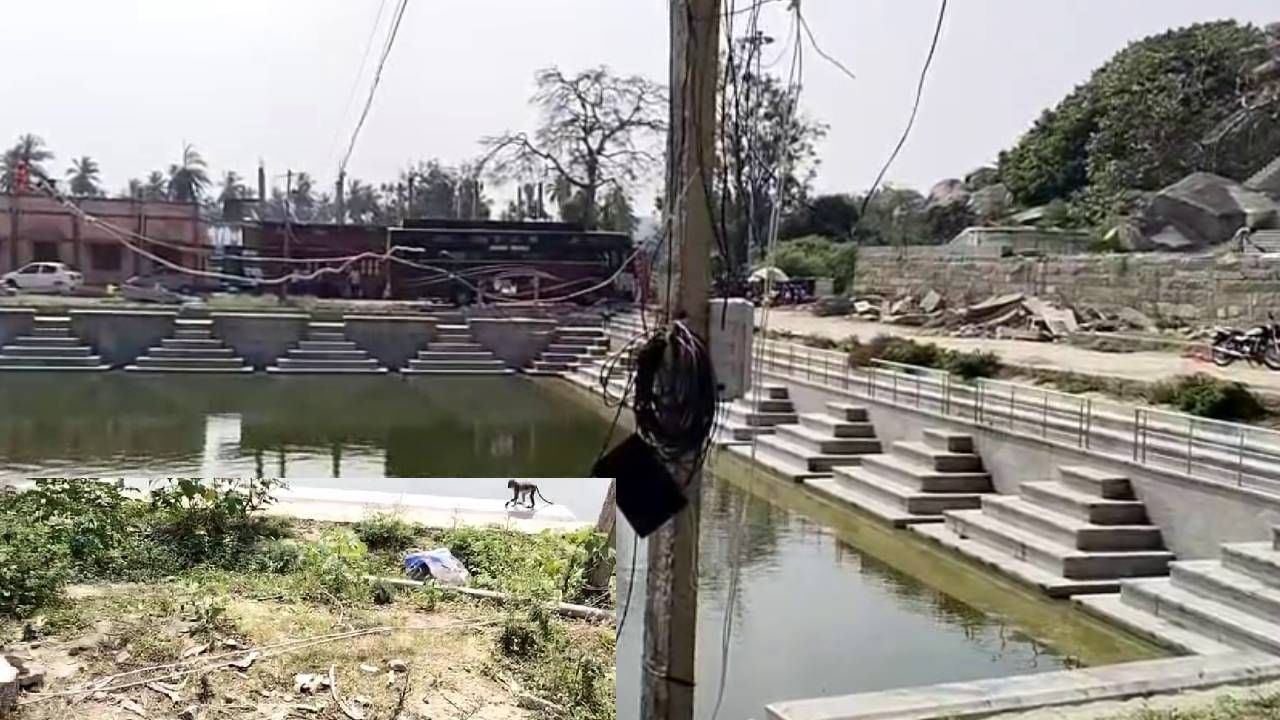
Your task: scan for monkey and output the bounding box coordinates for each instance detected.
[505,479,554,510]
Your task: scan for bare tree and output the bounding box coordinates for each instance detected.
[483,66,665,229]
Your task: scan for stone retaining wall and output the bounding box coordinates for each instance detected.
[854,250,1280,323]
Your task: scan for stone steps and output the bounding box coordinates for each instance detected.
[10,336,78,347]
[942,509,1173,580]
[162,338,224,350]
[831,466,983,520]
[858,454,992,493]
[1170,561,1280,619]
[288,350,371,361]
[1020,481,1149,525]
[0,354,106,368]
[1119,579,1280,655]
[418,351,498,362]
[0,345,92,357]
[133,356,249,370]
[404,359,509,373]
[775,423,881,456]
[826,403,869,422]
[893,441,984,472]
[1222,541,1280,583]
[270,324,386,374]
[299,340,358,352]
[1059,465,1134,500]
[798,413,876,438]
[148,347,237,359]
[275,357,381,371]
[980,495,1165,551]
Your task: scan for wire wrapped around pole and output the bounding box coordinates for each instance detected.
[631,320,719,467]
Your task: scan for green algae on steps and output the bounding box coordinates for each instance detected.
[710,448,1168,667]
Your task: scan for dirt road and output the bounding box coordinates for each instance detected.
[761,309,1280,396]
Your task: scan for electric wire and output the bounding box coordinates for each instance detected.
[339,0,411,176]
[853,0,949,235]
[324,0,391,173]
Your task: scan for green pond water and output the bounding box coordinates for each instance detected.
[0,374,1161,718]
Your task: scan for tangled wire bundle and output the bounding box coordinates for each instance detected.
[630,320,720,468]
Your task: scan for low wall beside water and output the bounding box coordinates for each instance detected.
[71,309,175,367]
[345,315,434,370]
[0,308,34,347]
[776,374,1280,558]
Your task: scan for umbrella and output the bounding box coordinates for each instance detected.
[749,266,789,283]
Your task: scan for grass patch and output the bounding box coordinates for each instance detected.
[1147,374,1267,422]
[843,334,1002,380]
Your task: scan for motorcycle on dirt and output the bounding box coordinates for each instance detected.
[1210,313,1280,369]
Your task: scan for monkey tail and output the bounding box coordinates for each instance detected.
[535,487,554,505]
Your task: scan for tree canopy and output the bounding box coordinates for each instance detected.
[998,20,1278,224]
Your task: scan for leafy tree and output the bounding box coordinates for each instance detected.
[999,21,1275,223]
[780,194,858,241]
[122,178,144,200]
[1,134,54,192]
[771,235,858,292]
[596,185,638,234]
[484,66,665,229]
[853,186,927,246]
[344,178,384,224]
[289,171,317,219]
[143,171,168,201]
[716,52,826,274]
[65,156,103,196]
[218,171,251,220]
[167,143,210,202]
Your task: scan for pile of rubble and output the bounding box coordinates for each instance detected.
[840,290,1162,341]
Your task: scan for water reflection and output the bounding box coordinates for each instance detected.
[0,374,607,480]
[617,474,1074,720]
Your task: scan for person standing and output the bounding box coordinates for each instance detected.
[348,267,362,299]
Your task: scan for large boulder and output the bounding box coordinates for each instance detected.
[968,183,1014,220]
[926,178,970,208]
[1138,172,1279,250]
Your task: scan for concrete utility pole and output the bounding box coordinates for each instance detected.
[281,169,293,301]
[642,0,718,719]
[336,171,346,226]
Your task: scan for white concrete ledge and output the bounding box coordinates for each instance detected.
[764,652,1280,720]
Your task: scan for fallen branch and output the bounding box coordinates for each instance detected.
[365,576,615,622]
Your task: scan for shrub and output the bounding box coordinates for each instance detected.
[943,350,1002,380]
[10,478,142,577]
[1147,374,1266,421]
[148,478,286,568]
[354,512,421,552]
[497,604,562,659]
[295,529,373,603]
[0,517,70,617]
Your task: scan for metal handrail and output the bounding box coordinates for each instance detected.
[607,313,1280,495]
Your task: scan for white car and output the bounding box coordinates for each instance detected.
[1,262,84,294]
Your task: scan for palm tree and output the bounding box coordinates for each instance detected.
[65,156,103,196]
[289,171,316,219]
[218,171,249,220]
[0,134,55,192]
[143,171,168,201]
[345,179,383,224]
[122,178,144,199]
[167,143,210,203]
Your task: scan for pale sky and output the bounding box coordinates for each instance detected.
[3,1,1276,203]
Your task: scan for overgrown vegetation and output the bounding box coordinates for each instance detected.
[496,604,615,720]
[1148,374,1267,422]
[845,334,1002,380]
[998,20,1277,225]
[772,235,859,292]
[354,511,423,552]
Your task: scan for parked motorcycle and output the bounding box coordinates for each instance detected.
[1210,313,1280,369]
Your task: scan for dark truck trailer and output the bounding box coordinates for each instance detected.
[389,219,635,305]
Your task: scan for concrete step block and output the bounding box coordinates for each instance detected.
[981,495,1165,551]
[825,403,869,422]
[725,403,797,427]
[174,330,213,340]
[126,364,252,374]
[1221,543,1280,588]
[276,358,380,370]
[298,340,358,351]
[136,356,246,369]
[288,350,370,361]
[923,429,974,453]
[541,352,584,364]
[437,324,470,332]
[798,413,876,438]
[726,442,828,482]
[1120,579,1280,655]
[1273,525,1279,550]
[162,339,224,350]
[430,342,483,352]
[30,327,70,337]
[775,423,881,456]
[0,345,92,357]
[1059,466,1134,500]
[149,347,236,359]
[746,397,794,413]
[419,351,495,361]
[269,367,388,375]
[1072,594,1234,655]
[401,368,514,376]
[308,332,346,342]
[808,476,937,528]
[532,361,571,373]
[944,510,1172,580]
[893,441,984,472]
[758,384,790,400]
[0,364,108,372]
[913,523,1123,597]
[407,359,507,371]
[1021,481,1148,525]
[1171,561,1280,621]
[834,466,983,516]
[11,336,78,347]
[752,434,843,474]
[859,454,992,493]
[0,355,105,367]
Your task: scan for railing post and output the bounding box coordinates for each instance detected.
[1009,386,1016,430]
[1237,428,1246,486]
[943,374,951,415]
[1132,409,1141,462]
[1186,418,1195,476]
[1084,399,1093,449]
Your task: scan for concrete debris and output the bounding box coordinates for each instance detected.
[388,659,408,673]
[920,290,944,314]
[294,673,332,695]
[358,664,379,674]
